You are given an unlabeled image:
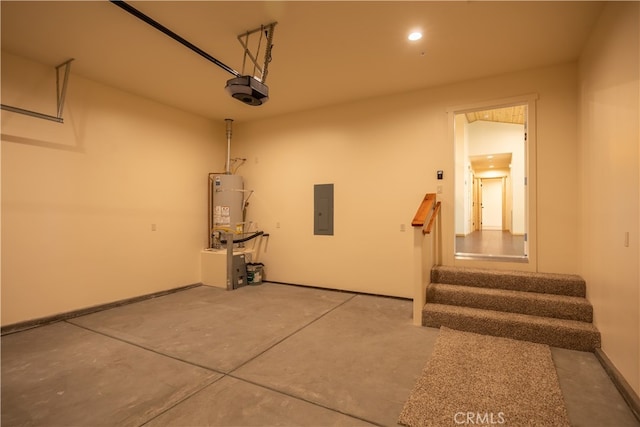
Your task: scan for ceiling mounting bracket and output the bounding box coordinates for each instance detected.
[237,22,277,84]
[0,58,74,124]
[224,22,277,106]
[109,1,277,106]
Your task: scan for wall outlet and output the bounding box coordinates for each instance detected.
[151,223,157,231]
[400,224,406,232]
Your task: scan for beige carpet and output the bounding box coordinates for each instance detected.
[398,327,571,427]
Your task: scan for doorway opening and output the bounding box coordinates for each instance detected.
[454,102,532,262]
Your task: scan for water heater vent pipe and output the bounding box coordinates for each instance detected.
[225,118,233,174]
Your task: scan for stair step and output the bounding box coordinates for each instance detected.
[431,265,586,297]
[427,283,593,322]
[423,303,601,352]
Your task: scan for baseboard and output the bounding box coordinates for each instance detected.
[595,348,640,423]
[1,283,202,336]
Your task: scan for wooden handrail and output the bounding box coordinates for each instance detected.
[411,193,436,227]
[424,201,441,235]
[411,193,441,326]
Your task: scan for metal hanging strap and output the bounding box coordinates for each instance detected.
[56,59,73,118]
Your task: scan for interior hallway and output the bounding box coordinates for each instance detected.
[2,283,638,426]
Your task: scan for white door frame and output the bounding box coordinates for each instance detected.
[447,94,538,271]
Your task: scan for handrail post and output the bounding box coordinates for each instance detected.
[413,226,432,325]
[412,193,440,326]
[436,204,443,265]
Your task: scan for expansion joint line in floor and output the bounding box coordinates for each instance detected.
[65,294,376,426]
[62,321,229,426]
[64,320,225,374]
[137,375,224,427]
[65,292,359,376]
[227,293,359,374]
[221,294,385,426]
[226,374,385,427]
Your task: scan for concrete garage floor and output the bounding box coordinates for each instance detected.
[2,283,638,426]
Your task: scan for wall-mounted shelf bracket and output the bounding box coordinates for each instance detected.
[1,58,74,124]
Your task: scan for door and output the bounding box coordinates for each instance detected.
[452,97,537,265]
[481,178,503,230]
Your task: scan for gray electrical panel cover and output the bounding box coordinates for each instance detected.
[314,184,334,235]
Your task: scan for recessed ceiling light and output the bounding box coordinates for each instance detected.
[408,31,422,41]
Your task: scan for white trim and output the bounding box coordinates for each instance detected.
[448,94,538,272]
[446,93,539,115]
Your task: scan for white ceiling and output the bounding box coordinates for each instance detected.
[1,1,604,123]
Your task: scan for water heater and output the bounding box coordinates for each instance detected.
[212,174,245,236]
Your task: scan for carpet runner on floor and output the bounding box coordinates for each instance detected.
[398,327,570,427]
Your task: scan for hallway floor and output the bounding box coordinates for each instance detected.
[456,230,526,258]
[2,284,638,426]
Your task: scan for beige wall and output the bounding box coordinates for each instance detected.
[235,62,582,297]
[1,52,224,326]
[578,2,640,395]
[1,55,586,323]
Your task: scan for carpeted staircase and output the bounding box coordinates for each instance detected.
[423,266,601,351]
